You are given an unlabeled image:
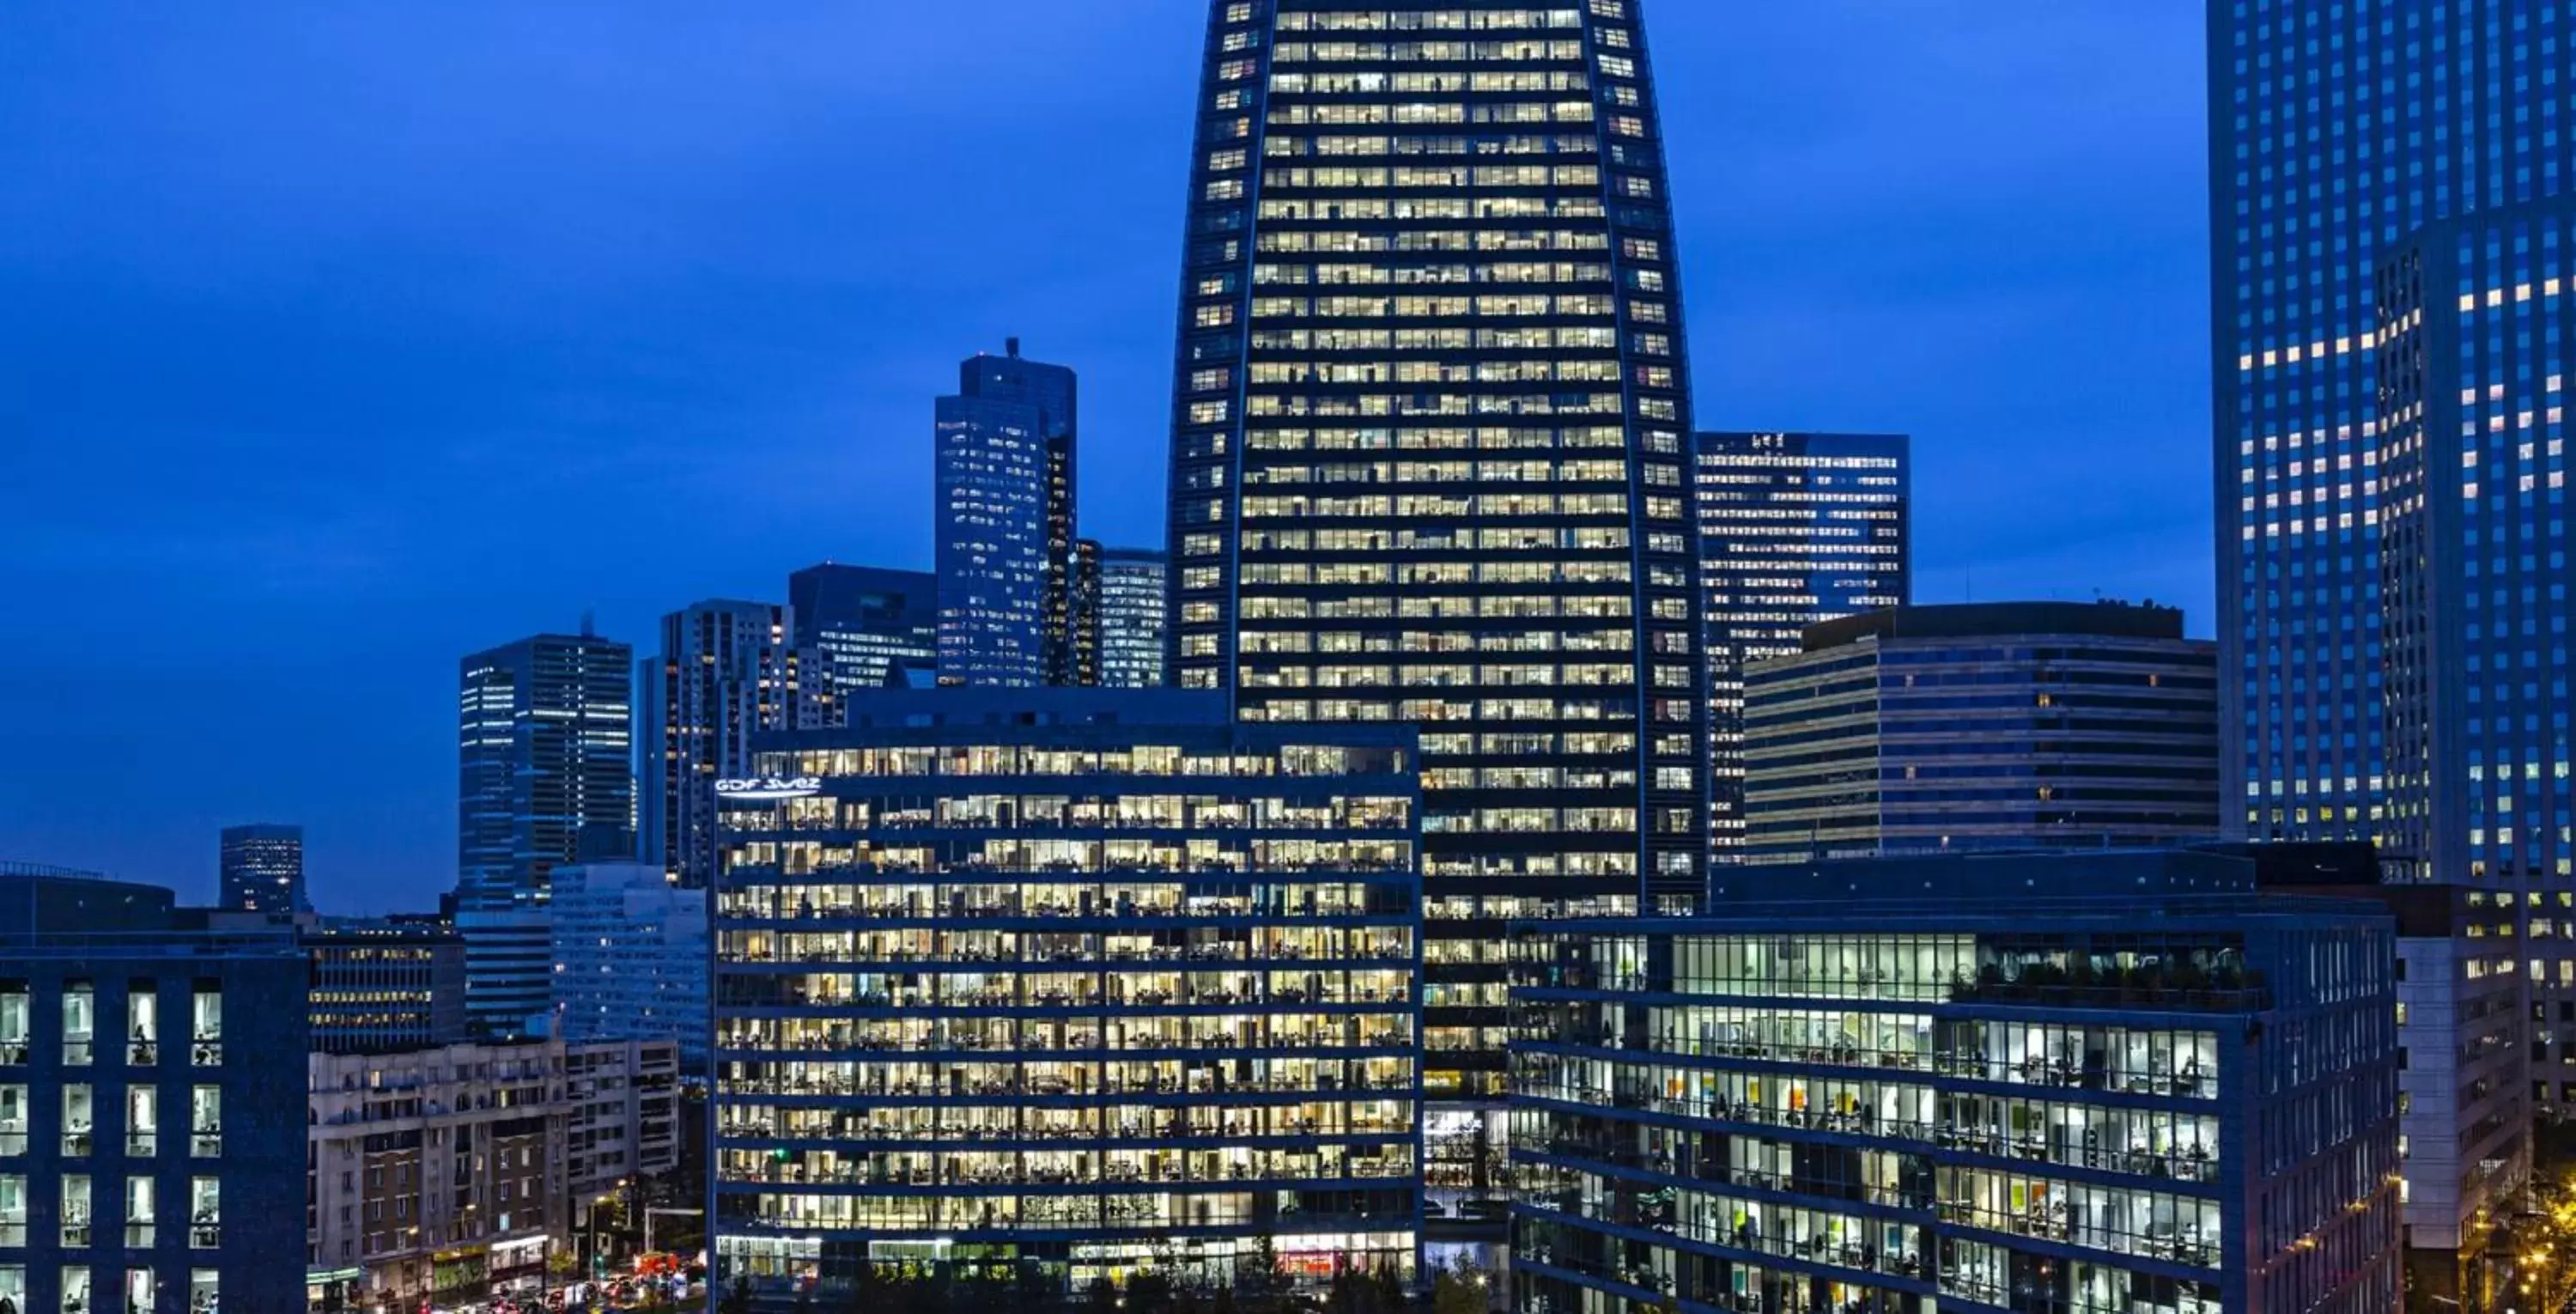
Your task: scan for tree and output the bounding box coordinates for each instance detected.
[1370,1263,1406,1314]
[1432,1261,1495,1314]
[1086,1276,1122,1314]
[1238,1232,1291,1306]
[1130,1272,1179,1314]
[2508,1168,2576,1314]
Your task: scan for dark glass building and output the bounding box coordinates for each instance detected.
[1738,604,2221,873]
[216,824,305,919]
[1509,852,2403,1314]
[1166,0,1710,1213]
[455,630,635,912]
[1692,433,1910,861]
[788,563,939,698]
[0,862,311,1314]
[709,690,1422,1299]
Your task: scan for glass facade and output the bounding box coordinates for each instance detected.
[455,631,635,912]
[216,824,304,918]
[1509,899,2402,1314]
[642,599,801,889]
[938,389,1052,690]
[2215,0,2573,843]
[789,564,940,696]
[1166,3,1710,1217]
[711,697,1423,1299]
[1738,605,2221,870]
[940,342,1081,690]
[1094,546,1171,690]
[1691,433,1910,859]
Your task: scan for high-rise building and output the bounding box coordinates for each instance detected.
[2214,1,2570,846]
[787,563,937,695]
[1166,0,1709,1211]
[710,690,1423,1300]
[1092,546,1169,689]
[641,600,799,889]
[550,859,710,1073]
[297,916,469,1055]
[216,823,306,918]
[456,630,634,912]
[1510,849,2403,1314]
[1736,603,2221,872]
[0,861,311,1314]
[939,340,1080,689]
[936,397,1050,687]
[1071,537,1104,686]
[1692,432,1911,858]
[960,339,1082,684]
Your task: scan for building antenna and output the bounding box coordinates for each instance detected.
[580,610,597,639]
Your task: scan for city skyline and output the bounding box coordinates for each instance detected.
[0,3,2214,908]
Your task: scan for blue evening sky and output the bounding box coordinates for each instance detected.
[0,3,2211,909]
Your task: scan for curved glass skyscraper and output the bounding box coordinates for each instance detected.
[1166,0,1706,1215]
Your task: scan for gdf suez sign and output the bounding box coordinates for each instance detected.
[714,776,823,801]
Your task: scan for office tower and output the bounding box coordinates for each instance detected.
[298,916,469,1055]
[787,563,938,694]
[456,629,634,911]
[0,861,311,1314]
[305,1037,679,1311]
[1168,0,1709,1213]
[1510,849,2403,1314]
[960,339,1083,684]
[939,340,1080,689]
[550,860,710,1073]
[1093,546,1170,689]
[641,600,799,889]
[2215,2,2570,843]
[710,690,1423,1299]
[1736,603,2221,871]
[936,393,1050,687]
[1692,433,1910,857]
[1072,537,1105,685]
[216,823,306,917]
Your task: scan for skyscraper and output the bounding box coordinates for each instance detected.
[640,599,799,889]
[1168,0,1707,1214]
[939,339,1081,687]
[1692,432,1910,855]
[1093,545,1170,689]
[2215,1,2570,843]
[2212,4,2575,1291]
[787,563,938,693]
[456,630,633,911]
[217,822,306,916]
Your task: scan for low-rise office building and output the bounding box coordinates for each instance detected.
[304,1037,681,1312]
[300,916,469,1055]
[712,690,1424,1301]
[1509,852,2402,1314]
[1738,602,2221,872]
[0,861,309,1314]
